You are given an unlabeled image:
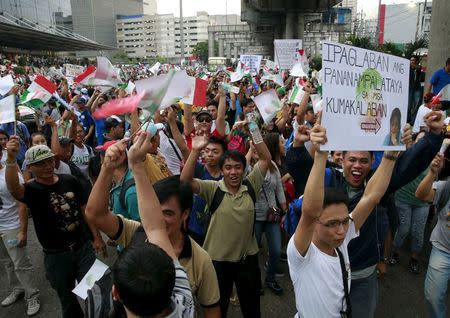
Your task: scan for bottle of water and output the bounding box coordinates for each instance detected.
[7,239,19,247]
[246,111,263,144]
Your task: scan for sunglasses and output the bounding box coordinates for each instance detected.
[197,116,212,123]
[317,216,352,228]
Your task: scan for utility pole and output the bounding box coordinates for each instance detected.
[179,0,185,62]
[376,0,382,46]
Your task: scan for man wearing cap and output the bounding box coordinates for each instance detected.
[184,90,227,150]
[427,57,450,111]
[4,139,104,318]
[103,116,125,144]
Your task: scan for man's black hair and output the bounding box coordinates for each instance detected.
[219,150,247,169]
[207,135,227,153]
[241,98,252,108]
[446,57,450,66]
[112,243,175,317]
[164,120,184,139]
[323,188,349,210]
[206,99,219,108]
[0,129,10,140]
[105,117,122,133]
[342,151,374,158]
[153,175,193,214]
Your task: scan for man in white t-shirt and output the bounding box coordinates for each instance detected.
[287,118,398,318]
[0,151,41,316]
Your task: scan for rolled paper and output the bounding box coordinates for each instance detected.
[439,139,450,154]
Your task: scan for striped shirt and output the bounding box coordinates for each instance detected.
[167,261,194,318]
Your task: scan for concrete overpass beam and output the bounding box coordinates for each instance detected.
[218,39,224,57]
[297,12,305,39]
[208,32,215,57]
[285,12,295,38]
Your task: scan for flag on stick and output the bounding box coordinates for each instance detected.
[0,95,16,124]
[20,75,57,108]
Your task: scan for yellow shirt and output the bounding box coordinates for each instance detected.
[197,164,265,262]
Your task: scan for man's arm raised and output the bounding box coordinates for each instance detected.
[5,136,25,201]
[128,131,176,259]
[351,151,397,231]
[293,115,328,256]
[180,135,209,194]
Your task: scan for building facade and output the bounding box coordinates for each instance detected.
[379,2,432,44]
[116,11,242,61]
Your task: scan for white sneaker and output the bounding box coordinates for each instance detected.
[1,289,24,306]
[27,295,40,316]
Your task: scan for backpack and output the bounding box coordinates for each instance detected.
[119,177,136,211]
[283,168,332,237]
[227,133,246,155]
[67,161,92,195]
[85,269,126,318]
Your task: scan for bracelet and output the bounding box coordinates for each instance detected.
[5,162,16,167]
[383,153,398,161]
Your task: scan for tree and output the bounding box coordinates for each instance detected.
[192,41,208,63]
[404,37,429,59]
[112,50,130,63]
[344,35,376,50]
[379,42,403,57]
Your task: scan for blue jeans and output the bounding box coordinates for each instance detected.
[350,269,378,318]
[255,221,281,282]
[424,246,450,318]
[393,201,428,254]
[44,242,96,318]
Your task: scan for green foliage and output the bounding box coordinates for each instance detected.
[13,66,25,75]
[156,55,168,63]
[404,37,429,59]
[18,56,27,67]
[379,42,403,57]
[112,50,130,63]
[310,56,322,71]
[192,41,208,63]
[344,35,429,59]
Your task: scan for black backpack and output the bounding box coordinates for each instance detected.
[205,179,257,233]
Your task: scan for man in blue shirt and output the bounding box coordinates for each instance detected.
[185,136,226,246]
[427,57,450,110]
[75,97,95,146]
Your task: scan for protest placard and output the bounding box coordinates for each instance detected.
[320,41,409,151]
[274,39,302,70]
[0,74,14,96]
[240,55,262,75]
[253,89,282,124]
[264,59,277,70]
[64,64,84,77]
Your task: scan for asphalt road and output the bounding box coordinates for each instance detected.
[1,219,449,318]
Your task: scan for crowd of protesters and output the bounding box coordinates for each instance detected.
[0,52,449,318]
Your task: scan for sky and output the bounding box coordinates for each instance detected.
[156,0,429,18]
[156,0,241,17]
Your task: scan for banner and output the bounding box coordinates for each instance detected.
[240,55,262,75]
[0,95,16,124]
[0,75,14,96]
[264,59,277,70]
[64,64,84,77]
[320,41,409,151]
[274,39,302,70]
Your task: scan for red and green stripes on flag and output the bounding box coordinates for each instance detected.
[20,75,57,108]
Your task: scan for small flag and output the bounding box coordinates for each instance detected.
[288,85,305,104]
[182,77,208,106]
[290,62,307,77]
[253,89,282,124]
[310,94,322,113]
[118,81,136,95]
[261,73,284,87]
[437,84,450,101]
[0,75,15,96]
[20,75,57,108]
[0,95,16,124]
[198,72,208,81]
[74,65,96,85]
[92,93,144,119]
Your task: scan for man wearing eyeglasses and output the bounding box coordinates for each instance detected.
[183,89,227,150]
[288,119,399,318]
[285,111,444,317]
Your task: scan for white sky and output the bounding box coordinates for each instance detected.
[359,0,429,18]
[156,0,241,17]
[156,0,428,19]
